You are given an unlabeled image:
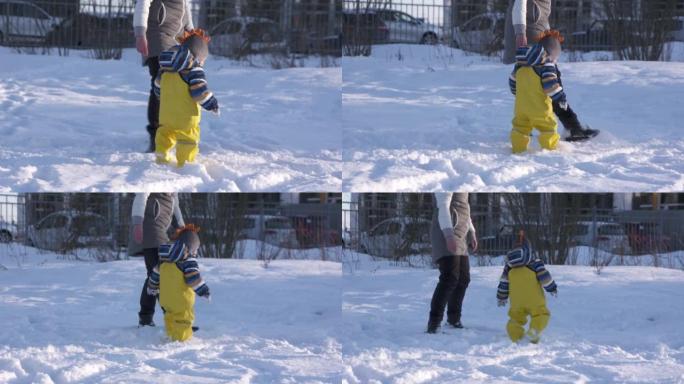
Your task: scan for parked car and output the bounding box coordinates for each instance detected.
[624,222,672,254]
[209,17,286,57]
[0,220,17,243]
[565,19,642,51]
[371,9,442,44]
[666,16,684,41]
[359,217,430,258]
[453,12,504,53]
[342,9,389,46]
[571,221,631,254]
[45,13,134,49]
[240,214,299,248]
[27,211,112,251]
[0,0,61,44]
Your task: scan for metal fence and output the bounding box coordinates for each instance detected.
[342,0,684,60]
[342,194,684,266]
[0,193,342,260]
[0,0,342,58]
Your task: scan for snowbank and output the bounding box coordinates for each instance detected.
[342,256,684,383]
[342,44,684,191]
[0,247,343,383]
[0,48,341,192]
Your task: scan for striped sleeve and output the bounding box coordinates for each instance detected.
[159,45,193,73]
[531,259,557,293]
[180,257,208,295]
[496,265,510,300]
[182,66,215,110]
[539,64,565,101]
[509,66,518,95]
[147,264,160,292]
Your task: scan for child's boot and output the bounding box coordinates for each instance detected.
[511,129,531,154]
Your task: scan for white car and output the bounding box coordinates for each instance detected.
[0,0,60,44]
[0,221,17,243]
[359,217,431,258]
[453,12,505,53]
[571,221,631,254]
[241,214,299,248]
[371,9,441,44]
[28,211,112,251]
[667,16,684,42]
[209,17,287,57]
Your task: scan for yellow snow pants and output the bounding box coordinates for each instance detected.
[506,266,550,342]
[156,73,201,167]
[511,67,559,153]
[159,262,195,341]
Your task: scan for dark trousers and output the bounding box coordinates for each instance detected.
[429,255,471,325]
[551,68,582,132]
[146,57,160,139]
[138,247,159,323]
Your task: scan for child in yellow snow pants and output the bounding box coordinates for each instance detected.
[497,240,557,343]
[147,225,210,342]
[509,33,566,154]
[153,29,219,167]
[511,66,559,153]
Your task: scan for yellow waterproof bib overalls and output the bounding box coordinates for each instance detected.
[506,266,550,342]
[156,73,201,167]
[159,262,195,341]
[511,67,560,153]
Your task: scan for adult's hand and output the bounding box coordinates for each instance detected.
[470,236,478,253]
[136,35,149,58]
[442,229,459,255]
[516,33,527,48]
[133,223,143,244]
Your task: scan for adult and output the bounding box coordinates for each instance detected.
[131,193,185,326]
[427,193,478,334]
[503,0,598,141]
[133,0,195,152]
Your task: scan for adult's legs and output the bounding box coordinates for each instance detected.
[146,57,160,153]
[428,256,460,332]
[138,247,159,325]
[552,67,599,139]
[446,256,470,326]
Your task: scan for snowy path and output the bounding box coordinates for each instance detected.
[342,260,684,383]
[0,252,342,383]
[0,49,341,192]
[342,45,684,191]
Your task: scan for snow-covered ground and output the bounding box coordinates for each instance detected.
[0,245,343,383]
[342,44,684,191]
[341,252,684,383]
[0,48,341,192]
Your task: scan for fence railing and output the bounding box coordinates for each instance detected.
[1,0,342,59]
[0,193,342,261]
[342,0,684,60]
[342,200,684,265]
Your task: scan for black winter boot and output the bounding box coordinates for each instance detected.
[426,320,441,334]
[447,320,463,329]
[146,125,157,153]
[553,101,599,142]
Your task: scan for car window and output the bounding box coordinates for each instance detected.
[386,222,401,235]
[598,225,623,236]
[371,222,388,236]
[462,16,482,32]
[479,17,492,31]
[214,21,241,35]
[242,217,256,229]
[54,215,68,229]
[245,22,280,42]
[265,218,291,229]
[72,216,107,235]
[398,12,415,24]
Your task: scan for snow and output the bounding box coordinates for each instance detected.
[0,245,343,383]
[0,48,341,192]
[342,44,684,191]
[341,251,684,383]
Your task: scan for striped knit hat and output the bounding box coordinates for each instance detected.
[506,240,532,268]
[160,225,201,262]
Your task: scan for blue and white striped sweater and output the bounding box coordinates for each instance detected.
[147,243,209,297]
[509,44,566,102]
[153,44,217,111]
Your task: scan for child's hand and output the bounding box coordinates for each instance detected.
[211,106,220,117]
[146,287,159,297]
[550,290,558,298]
[196,284,211,300]
[497,299,507,307]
